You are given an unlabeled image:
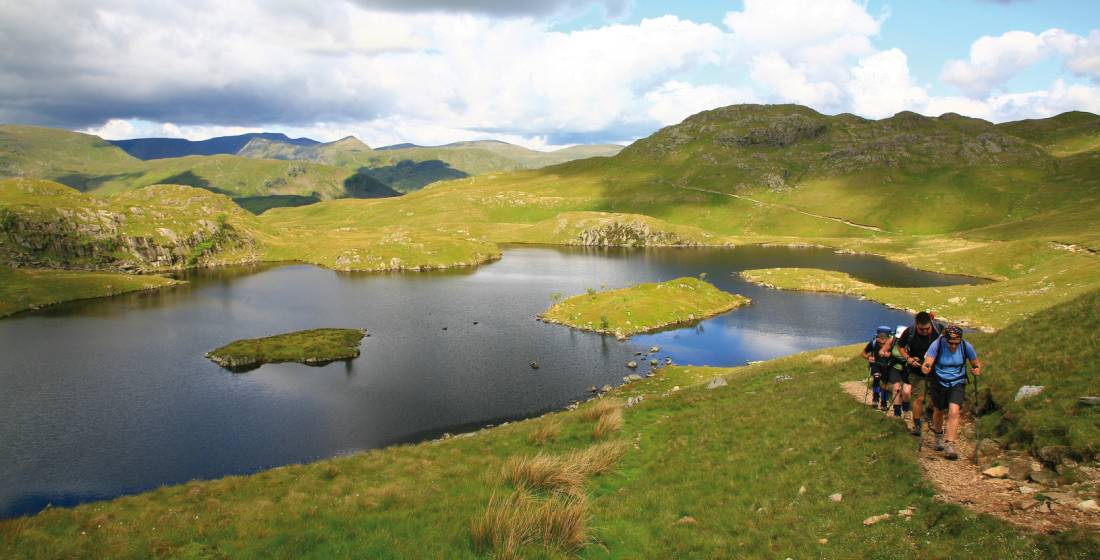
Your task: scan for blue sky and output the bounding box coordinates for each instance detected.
[0,0,1097,148]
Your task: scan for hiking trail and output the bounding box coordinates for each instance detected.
[840,380,1100,534]
[667,184,891,233]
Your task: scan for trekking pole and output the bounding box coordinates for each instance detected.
[971,371,983,464]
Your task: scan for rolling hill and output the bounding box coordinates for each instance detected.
[0,125,399,211]
[109,132,319,160]
[239,136,624,192]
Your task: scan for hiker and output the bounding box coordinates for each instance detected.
[892,312,941,435]
[862,326,894,412]
[883,325,909,418]
[921,324,983,460]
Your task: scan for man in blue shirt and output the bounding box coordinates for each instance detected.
[921,324,983,460]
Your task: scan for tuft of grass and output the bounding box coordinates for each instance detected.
[527,421,561,446]
[592,407,624,440]
[579,398,622,422]
[501,442,628,496]
[501,455,586,496]
[470,490,589,559]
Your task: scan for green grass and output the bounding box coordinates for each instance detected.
[205,328,367,371]
[5,293,1100,557]
[968,289,1100,461]
[540,277,749,338]
[0,267,180,317]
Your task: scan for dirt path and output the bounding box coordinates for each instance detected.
[840,380,1100,534]
[668,184,891,233]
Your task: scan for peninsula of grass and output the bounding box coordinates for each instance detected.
[4,290,1099,558]
[540,277,749,339]
[0,267,180,318]
[205,328,367,371]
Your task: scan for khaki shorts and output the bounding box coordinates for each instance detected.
[908,370,929,397]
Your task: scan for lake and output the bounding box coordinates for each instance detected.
[0,245,978,518]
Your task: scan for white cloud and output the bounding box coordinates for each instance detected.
[749,54,844,109]
[723,0,882,62]
[848,49,929,118]
[644,81,757,125]
[941,28,1100,97]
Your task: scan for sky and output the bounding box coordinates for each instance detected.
[0,0,1097,149]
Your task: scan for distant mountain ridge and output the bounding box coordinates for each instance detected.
[110,132,320,160]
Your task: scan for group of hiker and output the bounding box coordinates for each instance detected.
[861,311,983,460]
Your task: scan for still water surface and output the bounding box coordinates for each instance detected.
[0,245,978,517]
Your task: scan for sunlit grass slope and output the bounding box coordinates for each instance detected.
[4,291,1099,558]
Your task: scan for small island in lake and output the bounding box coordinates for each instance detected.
[205,328,367,371]
[540,277,749,339]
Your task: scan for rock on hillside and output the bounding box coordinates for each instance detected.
[0,179,260,271]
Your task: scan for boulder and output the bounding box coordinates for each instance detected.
[1007,460,1032,481]
[1078,396,1100,407]
[1077,499,1100,513]
[601,384,613,393]
[1038,445,1069,466]
[982,466,1009,478]
[828,493,843,502]
[774,374,793,383]
[1028,470,1057,486]
[1014,385,1045,401]
[649,346,661,354]
[863,514,890,526]
[626,361,638,369]
[707,377,728,390]
[674,516,697,525]
[627,374,643,382]
[650,359,659,366]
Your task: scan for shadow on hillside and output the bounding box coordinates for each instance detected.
[343,169,402,199]
[362,159,468,192]
[54,171,144,192]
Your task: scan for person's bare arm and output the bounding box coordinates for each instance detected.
[970,358,983,376]
[921,355,934,375]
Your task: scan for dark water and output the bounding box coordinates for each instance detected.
[0,245,979,518]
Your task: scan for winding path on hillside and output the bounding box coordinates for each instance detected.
[668,184,891,233]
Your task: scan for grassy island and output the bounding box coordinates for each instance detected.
[205,328,367,371]
[539,277,749,339]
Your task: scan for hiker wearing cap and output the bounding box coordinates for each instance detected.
[862,326,894,412]
[892,312,941,436]
[921,325,983,460]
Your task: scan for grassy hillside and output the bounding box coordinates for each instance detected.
[997,111,1100,157]
[4,291,1098,557]
[0,125,397,203]
[239,136,623,193]
[3,105,1099,324]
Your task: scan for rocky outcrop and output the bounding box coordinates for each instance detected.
[0,206,255,272]
[574,221,696,247]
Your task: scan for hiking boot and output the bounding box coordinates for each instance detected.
[909,419,922,437]
[934,431,945,451]
[943,441,958,460]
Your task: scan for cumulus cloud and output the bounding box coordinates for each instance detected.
[644,81,757,125]
[0,1,728,145]
[941,28,1100,97]
[847,49,929,118]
